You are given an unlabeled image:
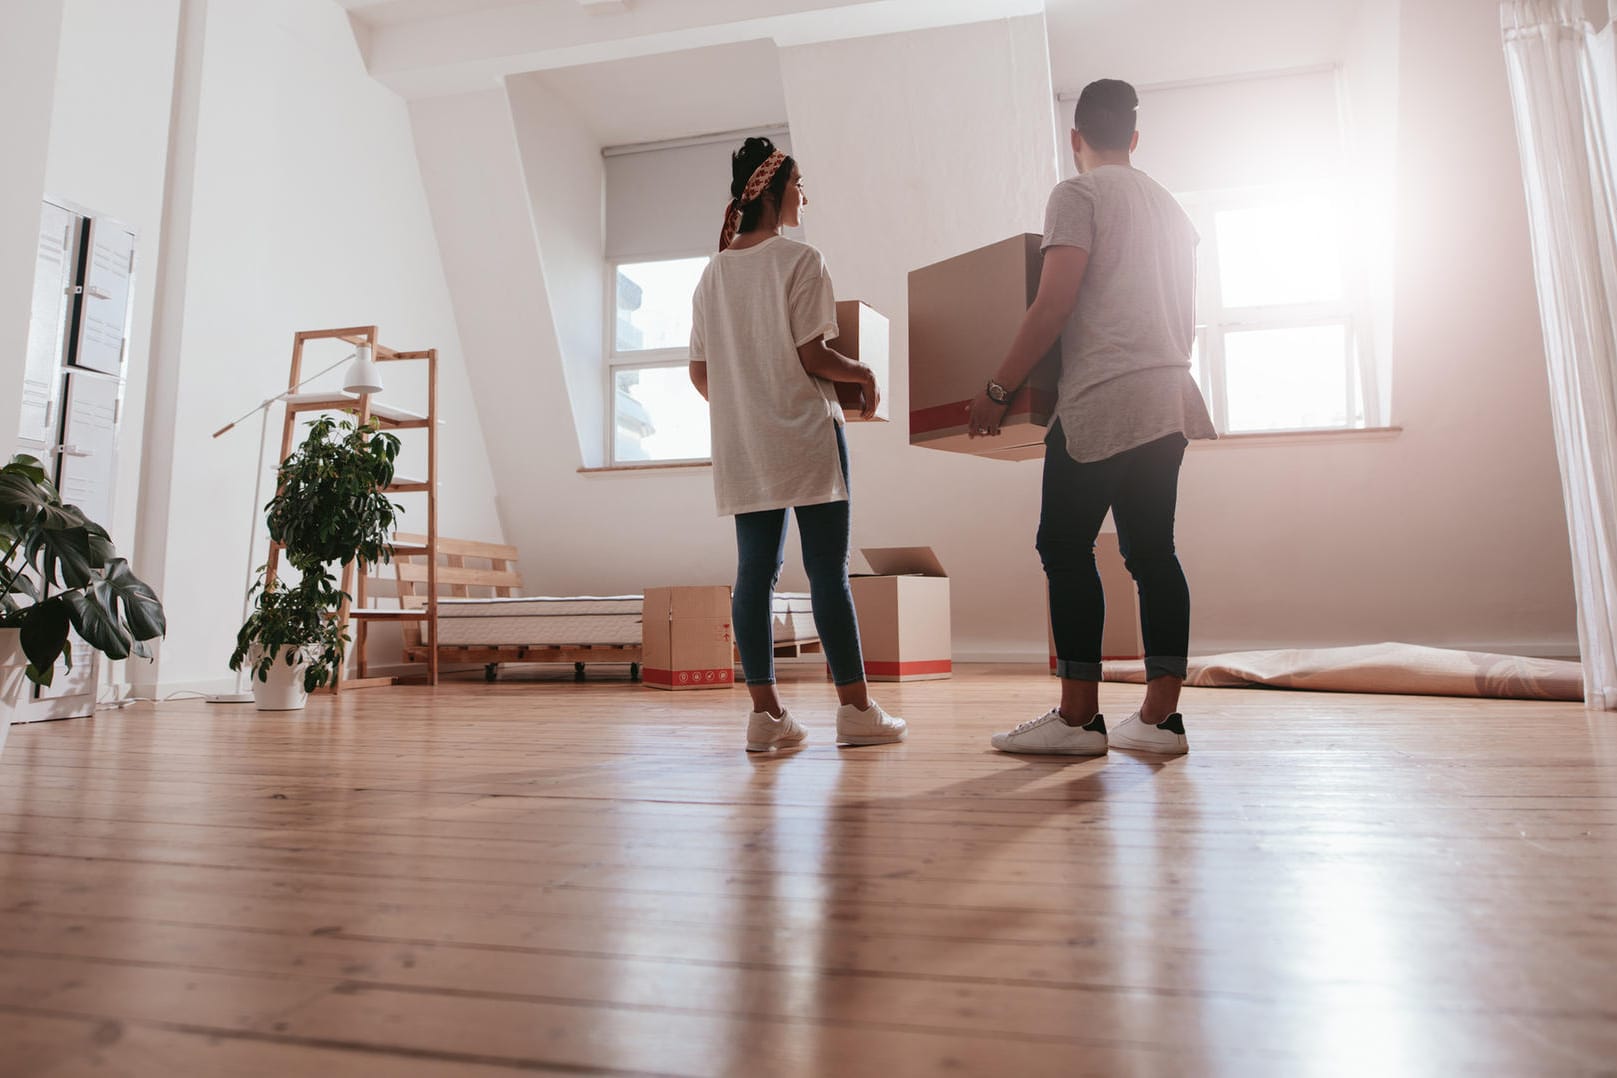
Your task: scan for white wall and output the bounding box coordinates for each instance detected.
[0,2,66,458]
[135,0,503,692]
[506,75,607,466]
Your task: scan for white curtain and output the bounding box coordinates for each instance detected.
[1502,0,1617,709]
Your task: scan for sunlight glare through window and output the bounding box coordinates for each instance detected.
[613,366,711,463]
[615,257,709,352]
[1224,324,1352,432]
[1215,196,1344,308]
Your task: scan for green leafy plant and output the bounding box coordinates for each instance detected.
[267,415,401,573]
[0,454,166,687]
[228,575,346,693]
[230,416,403,693]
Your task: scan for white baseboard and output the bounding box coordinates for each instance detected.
[112,639,1579,703]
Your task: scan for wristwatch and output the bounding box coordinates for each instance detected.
[985,378,1015,406]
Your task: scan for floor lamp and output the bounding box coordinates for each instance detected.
[206,347,385,703]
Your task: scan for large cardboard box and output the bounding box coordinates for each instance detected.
[642,586,735,690]
[850,547,952,681]
[908,234,1061,460]
[832,300,890,422]
[1047,532,1144,673]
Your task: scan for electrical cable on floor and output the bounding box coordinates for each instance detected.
[96,687,211,709]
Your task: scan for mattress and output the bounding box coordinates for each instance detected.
[435,593,817,648]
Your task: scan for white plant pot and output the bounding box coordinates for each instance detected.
[1,629,28,760]
[251,645,311,711]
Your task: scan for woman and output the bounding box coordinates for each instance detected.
[689,137,906,753]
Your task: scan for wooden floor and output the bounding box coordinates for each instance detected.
[2,664,1615,1077]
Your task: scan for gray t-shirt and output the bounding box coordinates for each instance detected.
[1041,166,1216,462]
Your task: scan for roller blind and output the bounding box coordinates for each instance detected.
[604,132,795,260]
[1060,69,1344,192]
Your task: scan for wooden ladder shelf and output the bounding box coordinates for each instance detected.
[262,326,440,692]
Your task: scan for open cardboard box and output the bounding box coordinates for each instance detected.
[642,585,736,690]
[850,547,952,681]
[831,300,890,422]
[908,234,1061,460]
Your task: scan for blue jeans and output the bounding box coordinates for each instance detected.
[733,424,865,687]
[1039,422,1191,683]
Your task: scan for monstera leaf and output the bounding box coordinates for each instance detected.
[104,559,165,641]
[16,600,71,687]
[25,524,95,589]
[66,586,133,661]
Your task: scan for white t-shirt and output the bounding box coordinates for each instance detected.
[690,236,847,516]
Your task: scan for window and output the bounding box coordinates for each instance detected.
[1181,188,1376,434]
[607,255,711,464]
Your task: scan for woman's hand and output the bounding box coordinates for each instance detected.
[858,367,881,419]
[967,392,1008,438]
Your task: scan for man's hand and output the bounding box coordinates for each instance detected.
[967,392,1008,438]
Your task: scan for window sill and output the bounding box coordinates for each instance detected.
[1196,425,1402,448]
[578,460,712,475]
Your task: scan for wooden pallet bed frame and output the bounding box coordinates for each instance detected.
[369,535,638,681]
[372,536,820,682]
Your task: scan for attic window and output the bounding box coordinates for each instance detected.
[608,256,711,464]
[1182,187,1376,433]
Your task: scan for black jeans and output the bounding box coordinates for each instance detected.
[1038,421,1190,682]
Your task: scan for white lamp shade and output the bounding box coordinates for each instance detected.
[343,345,384,395]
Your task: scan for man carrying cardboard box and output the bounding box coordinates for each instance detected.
[967,79,1217,757]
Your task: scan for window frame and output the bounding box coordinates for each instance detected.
[1180,185,1379,435]
[603,250,714,467]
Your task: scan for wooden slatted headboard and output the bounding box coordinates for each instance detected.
[385,534,523,661]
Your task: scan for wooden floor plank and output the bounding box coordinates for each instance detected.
[2,665,1615,1075]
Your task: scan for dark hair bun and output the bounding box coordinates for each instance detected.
[731,137,779,199]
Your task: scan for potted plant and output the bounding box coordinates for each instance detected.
[1,455,166,745]
[229,416,401,710]
[228,575,346,710]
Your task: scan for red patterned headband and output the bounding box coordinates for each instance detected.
[718,150,788,252]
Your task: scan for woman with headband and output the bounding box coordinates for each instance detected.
[689,136,906,753]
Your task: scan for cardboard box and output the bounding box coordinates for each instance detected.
[1047,532,1143,673]
[831,300,890,422]
[850,547,952,681]
[642,585,736,690]
[907,234,1061,460]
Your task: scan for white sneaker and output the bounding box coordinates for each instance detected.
[835,700,907,746]
[1109,711,1189,755]
[746,708,808,752]
[990,709,1108,755]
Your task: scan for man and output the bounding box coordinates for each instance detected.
[968,78,1216,756]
